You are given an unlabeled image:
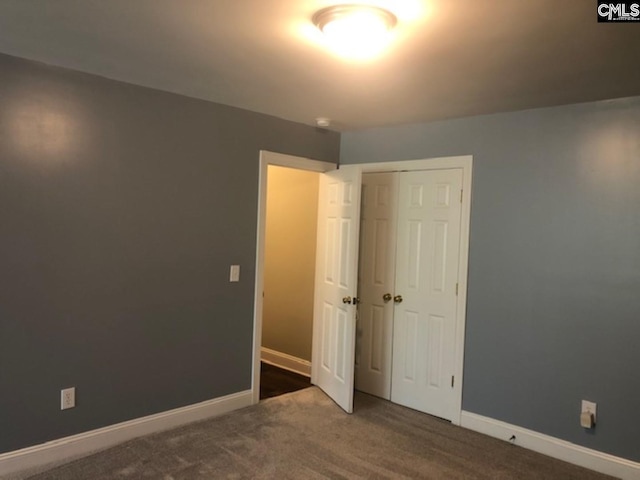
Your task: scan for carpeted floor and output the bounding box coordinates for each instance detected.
[16,387,616,479]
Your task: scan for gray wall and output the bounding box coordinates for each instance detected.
[0,53,339,454]
[341,97,640,462]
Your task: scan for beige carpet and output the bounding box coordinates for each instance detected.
[18,387,616,479]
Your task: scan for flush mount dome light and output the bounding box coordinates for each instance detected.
[312,4,397,60]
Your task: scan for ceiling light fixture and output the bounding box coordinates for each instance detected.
[312,4,398,60]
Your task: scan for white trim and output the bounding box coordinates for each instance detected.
[0,390,252,478]
[461,411,640,480]
[356,155,473,426]
[357,155,472,174]
[261,347,312,377]
[252,151,337,405]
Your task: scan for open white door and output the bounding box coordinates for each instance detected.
[311,165,362,413]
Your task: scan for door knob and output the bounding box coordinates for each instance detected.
[342,296,352,304]
[383,293,392,303]
[394,295,403,303]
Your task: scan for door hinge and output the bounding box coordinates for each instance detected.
[460,189,463,203]
[451,376,455,388]
[455,283,459,295]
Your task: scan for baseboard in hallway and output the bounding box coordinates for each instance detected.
[260,347,311,377]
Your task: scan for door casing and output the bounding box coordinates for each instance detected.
[252,152,473,425]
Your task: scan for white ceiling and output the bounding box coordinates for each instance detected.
[0,0,639,130]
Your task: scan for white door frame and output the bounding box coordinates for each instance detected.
[252,152,473,425]
[251,151,337,404]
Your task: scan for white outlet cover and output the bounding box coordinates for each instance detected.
[61,387,76,410]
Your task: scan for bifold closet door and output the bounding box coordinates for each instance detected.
[355,172,398,400]
[391,169,463,421]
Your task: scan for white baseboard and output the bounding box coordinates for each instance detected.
[461,411,640,480]
[0,390,253,478]
[261,347,311,377]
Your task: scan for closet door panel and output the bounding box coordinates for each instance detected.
[391,169,463,421]
[355,173,398,400]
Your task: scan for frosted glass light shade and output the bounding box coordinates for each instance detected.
[313,5,397,60]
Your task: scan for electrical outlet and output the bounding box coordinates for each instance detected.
[581,400,596,423]
[61,387,76,410]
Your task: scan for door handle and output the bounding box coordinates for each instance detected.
[383,293,392,303]
[342,296,352,304]
[394,295,403,304]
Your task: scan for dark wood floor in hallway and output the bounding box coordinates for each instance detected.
[260,362,311,400]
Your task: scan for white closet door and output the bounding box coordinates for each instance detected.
[355,172,398,400]
[312,166,362,414]
[391,169,463,421]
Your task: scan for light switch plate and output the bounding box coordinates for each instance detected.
[581,400,597,423]
[230,265,240,282]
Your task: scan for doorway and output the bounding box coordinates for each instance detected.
[259,165,319,399]
[252,152,337,404]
